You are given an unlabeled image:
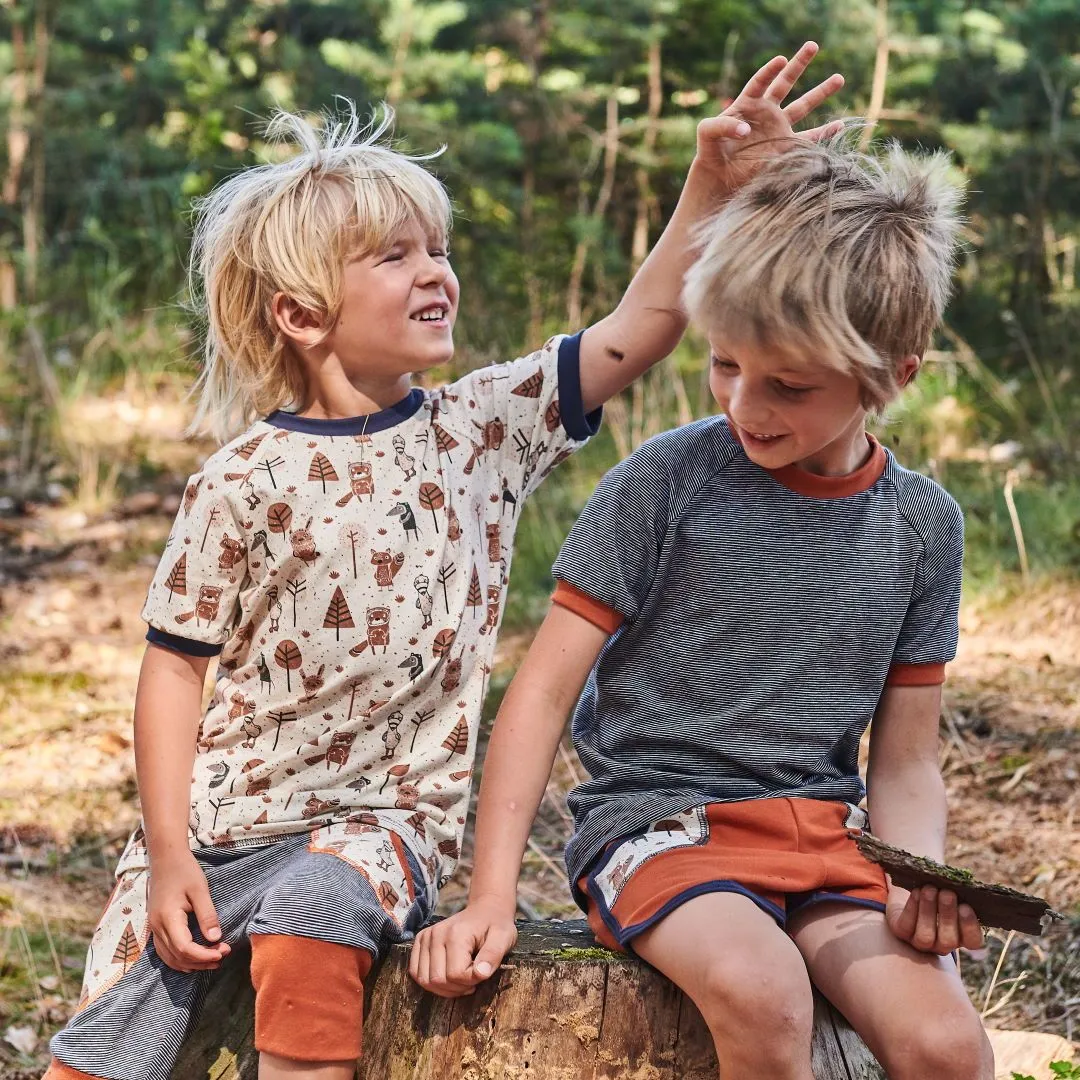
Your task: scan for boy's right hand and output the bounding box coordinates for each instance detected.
[147,851,231,972]
[409,897,518,998]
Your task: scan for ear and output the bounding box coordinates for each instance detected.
[896,354,921,388]
[271,291,327,347]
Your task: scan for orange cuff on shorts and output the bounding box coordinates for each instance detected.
[551,580,624,634]
[886,662,946,687]
[42,1061,103,1080]
[250,934,373,1062]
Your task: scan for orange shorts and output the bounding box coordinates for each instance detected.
[578,798,888,952]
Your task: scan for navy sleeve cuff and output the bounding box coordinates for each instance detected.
[557,331,603,441]
[146,627,223,658]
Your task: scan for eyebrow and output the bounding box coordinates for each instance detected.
[710,352,822,380]
[773,368,820,379]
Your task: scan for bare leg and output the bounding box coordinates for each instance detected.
[258,1053,355,1080]
[632,891,816,1080]
[789,903,994,1080]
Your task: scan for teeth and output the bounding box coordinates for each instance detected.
[415,310,444,321]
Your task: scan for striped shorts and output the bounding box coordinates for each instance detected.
[47,827,432,1080]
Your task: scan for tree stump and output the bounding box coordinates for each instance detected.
[174,920,885,1079]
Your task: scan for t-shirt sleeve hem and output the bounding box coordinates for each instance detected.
[551,580,624,635]
[146,626,224,658]
[557,332,603,441]
[885,662,946,687]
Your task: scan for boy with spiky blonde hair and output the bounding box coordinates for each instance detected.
[415,137,994,1080]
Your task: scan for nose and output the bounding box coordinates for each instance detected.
[727,379,769,427]
[417,251,449,286]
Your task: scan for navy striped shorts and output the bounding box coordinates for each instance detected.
[49,828,432,1080]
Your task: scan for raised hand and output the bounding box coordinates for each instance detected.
[692,41,845,194]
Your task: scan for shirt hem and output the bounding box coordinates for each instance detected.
[146,626,224,657]
[557,332,603,441]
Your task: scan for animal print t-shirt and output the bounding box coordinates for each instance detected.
[128,334,599,891]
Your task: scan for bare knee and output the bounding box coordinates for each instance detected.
[694,954,813,1052]
[883,1006,994,1080]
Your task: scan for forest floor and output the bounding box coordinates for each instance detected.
[0,397,1077,1076]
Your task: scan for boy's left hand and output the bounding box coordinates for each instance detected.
[886,884,985,955]
[692,42,845,197]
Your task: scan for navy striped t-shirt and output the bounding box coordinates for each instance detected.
[551,416,963,895]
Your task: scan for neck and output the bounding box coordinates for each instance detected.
[795,415,870,476]
[295,352,414,420]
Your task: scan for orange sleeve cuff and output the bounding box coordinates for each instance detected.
[551,580,625,635]
[886,662,947,687]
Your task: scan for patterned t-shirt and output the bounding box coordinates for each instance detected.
[124,334,599,892]
[551,415,964,895]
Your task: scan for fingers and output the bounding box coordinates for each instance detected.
[409,919,514,998]
[887,888,920,943]
[783,73,846,126]
[958,901,985,952]
[763,42,820,105]
[738,55,789,101]
[911,886,943,952]
[800,119,846,143]
[472,925,516,980]
[409,925,474,998]
[696,115,752,144]
[409,926,431,987]
[933,889,961,955]
[445,936,481,992]
[190,883,228,953]
[155,909,227,971]
[892,887,986,956]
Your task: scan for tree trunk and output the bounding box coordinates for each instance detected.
[566,92,620,330]
[630,33,663,273]
[860,0,890,151]
[385,0,413,108]
[1,0,29,311]
[24,0,48,303]
[174,920,885,1079]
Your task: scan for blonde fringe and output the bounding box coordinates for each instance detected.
[185,100,452,443]
[683,128,965,411]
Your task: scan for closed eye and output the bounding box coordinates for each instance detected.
[773,380,815,399]
[710,354,738,371]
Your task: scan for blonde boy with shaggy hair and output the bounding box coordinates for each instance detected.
[44,47,843,1080]
[415,136,995,1080]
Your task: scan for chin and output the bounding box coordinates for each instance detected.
[413,346,455,372]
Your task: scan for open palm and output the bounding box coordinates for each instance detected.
[695,42,845,191]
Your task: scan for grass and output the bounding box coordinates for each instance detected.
[2,327,1079,1074]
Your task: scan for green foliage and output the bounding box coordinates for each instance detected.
[0,0,1078,580]
[1012,1063,1080,1080]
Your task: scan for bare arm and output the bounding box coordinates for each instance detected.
[410,605,611,995]
[577,44,845,413]
[867,683,982,953]
[135,643,231,970]
[134,643,210,861]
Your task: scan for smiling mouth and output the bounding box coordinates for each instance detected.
[411,305,449,323]
[740,427,785,443]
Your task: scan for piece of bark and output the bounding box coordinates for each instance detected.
[854,832,1064,935]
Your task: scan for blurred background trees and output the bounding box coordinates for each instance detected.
[2,0,1079,590]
